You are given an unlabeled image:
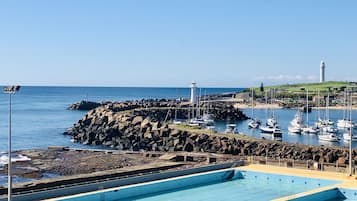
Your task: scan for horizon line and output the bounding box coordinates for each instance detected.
[0,84,248,89]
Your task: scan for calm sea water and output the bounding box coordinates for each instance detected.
[0,86,241,153]
[215,108,357,148]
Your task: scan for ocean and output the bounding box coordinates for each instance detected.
[0,86,356,154]
[0,86,241,153]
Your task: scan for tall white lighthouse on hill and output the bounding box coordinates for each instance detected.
[320,61,325,83]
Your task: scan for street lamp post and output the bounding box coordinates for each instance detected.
[3,85,20,201]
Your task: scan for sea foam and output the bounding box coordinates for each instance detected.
[0,154,31,167]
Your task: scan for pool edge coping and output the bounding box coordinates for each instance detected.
[43,167,236,201]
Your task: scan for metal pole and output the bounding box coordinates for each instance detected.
[306,89,309,125]
[349,89,353,176]
[8,93,12,201]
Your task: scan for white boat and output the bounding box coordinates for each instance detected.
[302,126,319,134]
[225,123,239,134]
[315,93,336,133]
[288,111,304,134]
[273,127,283,138]
[261,125,282,140]
[318,133,339,142]
[188,118,204,127]
[317,93,335,127]
[248,88,260,129]
[327,120,334,125]
[261,89,281,135]
[343,91,357,141]
[337,119,355,129]
[273,136,283,141]
[205,125,216,130]
[173,102,183,125]
[320,125,338,134]
[189,116,214,127]
[260,125,275,133]
[290,116,304,128]
[204,120,216,130]
[288,126,301,134]
[173,120,183,125]
[188,122,200,127]
[248,120,260,129]
[315,119,334,128]
[343,132,357,141]
[265,89,278,127]
[202,113,215,123]
[301,89,318,134]
[201,111,215,130]
[260,125,281,134]
[337,90,354,129]
[266,117,277,127]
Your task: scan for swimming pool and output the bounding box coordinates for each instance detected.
[55,169,341,201]
[289,188,357,201]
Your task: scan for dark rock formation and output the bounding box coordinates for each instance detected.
[64,99,355,165]
[68,99,248,120]
[67,101,102,110]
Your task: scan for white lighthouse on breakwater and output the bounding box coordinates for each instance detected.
[320,61,325,83]
[190,81,197,104]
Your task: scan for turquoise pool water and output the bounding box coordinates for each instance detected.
[58,170,340,201]
[338,188,357,201]
[287,188,357,201]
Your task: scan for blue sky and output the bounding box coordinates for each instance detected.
[0,1,356,87]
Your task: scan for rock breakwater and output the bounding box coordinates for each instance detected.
[65,100,355,164]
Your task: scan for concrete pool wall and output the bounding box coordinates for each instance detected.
[0,162,241,201]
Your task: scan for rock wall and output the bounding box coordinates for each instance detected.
[65,100,355,165]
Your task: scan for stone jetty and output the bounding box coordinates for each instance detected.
[67,100,102,110]
[65,99,355,165]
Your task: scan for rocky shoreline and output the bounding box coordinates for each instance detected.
[1,148,154,179]
[64,99,356,165]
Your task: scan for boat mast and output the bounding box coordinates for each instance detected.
[197,88,201,117]
[271,89,275,118]
[325,93,330,120]
[203,90,207,115]
[265,91,268,119]
[343,88,347,120]
[251,88,254,118]
[327,93,330,120]
[306,89,309,126]
[317,90,320,120]
[174,89,178,120]
[349,88,353,176]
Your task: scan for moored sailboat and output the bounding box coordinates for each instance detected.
[248,88,261,129]
[318,133,340,142]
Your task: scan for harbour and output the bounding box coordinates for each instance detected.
[2,1,357,200]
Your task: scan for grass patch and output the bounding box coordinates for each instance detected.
[249,81,356,97]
